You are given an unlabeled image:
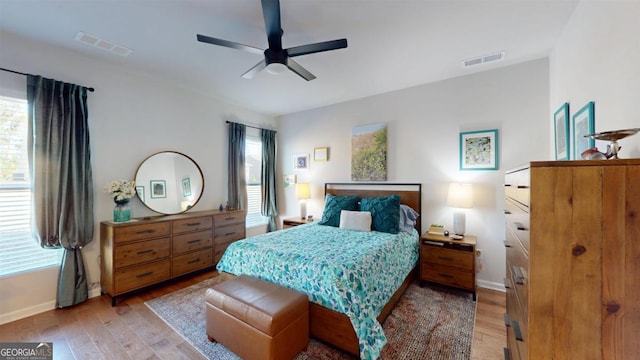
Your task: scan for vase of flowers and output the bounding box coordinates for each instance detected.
[106,180,136,222]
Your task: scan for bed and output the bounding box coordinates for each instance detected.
[216,183,422,359]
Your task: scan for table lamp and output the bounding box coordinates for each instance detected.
[295,183,311,219]
[447,183,473,236]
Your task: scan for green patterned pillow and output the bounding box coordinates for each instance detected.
[318,194,360,227]
[360,195,401,234]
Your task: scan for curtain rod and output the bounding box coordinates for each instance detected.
[0,67,95,92]
[226,120,276,133]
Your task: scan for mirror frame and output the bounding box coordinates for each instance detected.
[134,151,205,215]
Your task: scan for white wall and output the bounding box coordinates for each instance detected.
[277,59,551,290]
[550,1,640,157]
[0,30,276,324]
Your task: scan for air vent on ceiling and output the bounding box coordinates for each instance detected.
[462,51,505,68]
[75,31,133,57]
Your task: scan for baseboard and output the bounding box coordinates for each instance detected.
[0,287,103,325]
[477,279,505,292]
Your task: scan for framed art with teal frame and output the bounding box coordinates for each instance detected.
[459,129,499,170]
[572,101,595,159]
[150,180,166,198]
[554,102,570,160]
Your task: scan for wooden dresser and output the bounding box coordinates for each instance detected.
[101,209,246,305]
[504,160,640,359]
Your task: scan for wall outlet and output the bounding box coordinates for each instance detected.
[476,248,484,272]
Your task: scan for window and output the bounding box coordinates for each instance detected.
[0,95,63,277]
[245,135,267,228]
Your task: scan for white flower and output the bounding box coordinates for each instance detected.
[106,180,136,202]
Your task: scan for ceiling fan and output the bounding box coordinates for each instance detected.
[197,0,347,81]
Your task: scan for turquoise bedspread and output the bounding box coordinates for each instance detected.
[216,223,419,360]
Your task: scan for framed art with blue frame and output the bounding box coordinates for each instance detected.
[459,129,499,170]
[572,101,595,159]
[554,102,570,160]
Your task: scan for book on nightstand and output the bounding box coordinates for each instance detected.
[427,224,446,235]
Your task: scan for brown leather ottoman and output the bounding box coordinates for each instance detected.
[205,275,309,360]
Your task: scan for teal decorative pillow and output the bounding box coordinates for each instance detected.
[318,194,360,227]
[360,195,401,234]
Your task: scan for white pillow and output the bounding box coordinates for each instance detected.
[339,210,372,232]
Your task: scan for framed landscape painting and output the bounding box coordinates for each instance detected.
[554,102,570,160]
[459,129,498,170]
[572,101,595,160]
[351,123,387,181]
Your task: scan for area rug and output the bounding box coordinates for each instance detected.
[145,277,476,360]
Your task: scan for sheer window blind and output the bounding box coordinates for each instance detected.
[0,95,62,277]
[245,135,267,228]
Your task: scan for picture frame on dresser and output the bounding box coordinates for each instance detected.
[554,102,570,160]
[459,129,498,170]
[572,101,595,160]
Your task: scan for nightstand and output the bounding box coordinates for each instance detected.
[282,217,314,229]
[419,232,477,300]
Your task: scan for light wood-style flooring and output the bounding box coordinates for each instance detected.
[0,271,505,359]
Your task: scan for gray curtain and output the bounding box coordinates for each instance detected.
[260,129,278,232]
[227,122,247,210]
[27,75,94,308]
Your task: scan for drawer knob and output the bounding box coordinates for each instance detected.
[513,222,527,231]
[437,256,454,262]
[136,229,155,234]
[512,320,523,341]
[137,249,153,255]
[225,232,236,236]
[187,239,202,244]
[504,313,511,327]
[438,273,454,279]
[187,258,201,264]
[225,217,235,221]
[504,278,511,289]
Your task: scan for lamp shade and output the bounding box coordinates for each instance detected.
[295,183,311,200]
[447,183,473,209]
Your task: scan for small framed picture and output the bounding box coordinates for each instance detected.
[136,186,145,202]
[294,154,309,170]
[150,180,166,198]
[182,177,192,197]
[554,102,570,160]
[283,174,297,187]
[459,129,499,170]
[572,101,595,159]
[314,147,329,161]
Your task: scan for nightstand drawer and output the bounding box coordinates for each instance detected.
[421,246,474,270]
[420,263,474,290]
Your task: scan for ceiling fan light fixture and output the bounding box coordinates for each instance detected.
[266,62,288,75]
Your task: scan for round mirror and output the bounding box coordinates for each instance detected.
[134,151,204,215]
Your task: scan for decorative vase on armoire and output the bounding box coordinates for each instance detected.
[113,199,131,222]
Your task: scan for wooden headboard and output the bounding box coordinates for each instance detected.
[324,183,422,234]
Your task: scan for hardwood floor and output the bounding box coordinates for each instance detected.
[0,271,505,359]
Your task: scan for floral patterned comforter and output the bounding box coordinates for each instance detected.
[216,223,419,360]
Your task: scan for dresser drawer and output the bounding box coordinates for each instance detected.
[214,211,245,227]
[173,216,213,234]
[114,237,170,268]
[506,228,529,317]
[172,248,213,277]
[113,222,171,244]
[214,223,245,244]
[421,246,474,270]
[114,259,171,294]
[420,262,474,290]
[505,198,530,252]
[505,167,530,207]
[173,230,212,255]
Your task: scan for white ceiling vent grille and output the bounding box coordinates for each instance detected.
[463,51,505,68]
[75,31,133,57]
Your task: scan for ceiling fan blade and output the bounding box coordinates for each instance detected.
[241,60,268,79]
[197,34,264,55]
[286,58,316,81]
[287,39,348,57]
[261,0,282,50]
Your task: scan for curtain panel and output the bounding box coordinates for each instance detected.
[260,128,278,232]
[227,122,247,210]
[27,75,94,308]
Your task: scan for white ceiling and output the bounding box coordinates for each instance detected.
[0,0,578,116]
